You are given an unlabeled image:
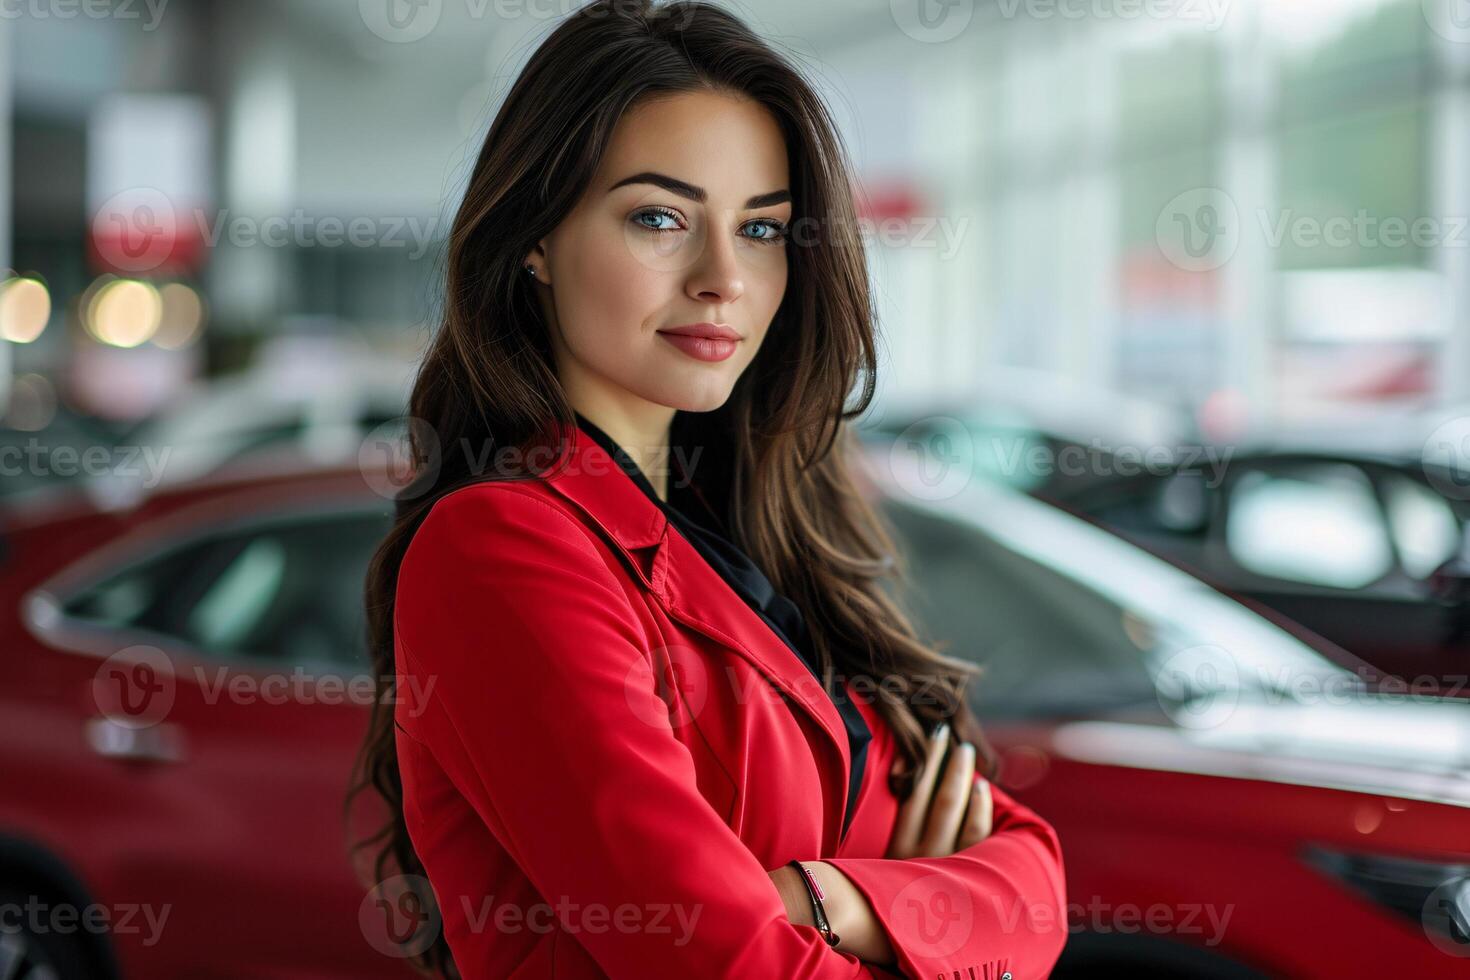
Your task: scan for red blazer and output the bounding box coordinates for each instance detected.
[392,421,1068,979]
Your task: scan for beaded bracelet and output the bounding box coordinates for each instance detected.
[787,860,841,947]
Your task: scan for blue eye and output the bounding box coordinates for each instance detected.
[629,208,787,245]
[631,208,683,233]
[743,219,787,244]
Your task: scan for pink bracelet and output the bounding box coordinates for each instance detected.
[788,860,840,947]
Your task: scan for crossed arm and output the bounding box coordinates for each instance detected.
[393,485,1067,978]
[772,720,1001,966]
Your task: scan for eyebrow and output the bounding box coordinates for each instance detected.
[607,171,791,210]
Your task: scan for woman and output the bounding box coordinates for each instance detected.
[349,2,1067,977]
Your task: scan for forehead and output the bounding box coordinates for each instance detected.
[598,90,790,200]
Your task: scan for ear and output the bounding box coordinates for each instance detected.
[523,241,551,285]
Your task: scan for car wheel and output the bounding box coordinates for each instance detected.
[0,887,98,980]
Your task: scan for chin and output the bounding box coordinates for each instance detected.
[641,378,736,414]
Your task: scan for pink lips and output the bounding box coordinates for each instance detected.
[656,322,742,363]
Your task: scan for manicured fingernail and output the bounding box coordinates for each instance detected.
[934,722,950,741]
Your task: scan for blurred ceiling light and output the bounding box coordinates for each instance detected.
[153,282,206,350]
[88,279,163,349]
[0,277,52,344]
[78,274,116,342]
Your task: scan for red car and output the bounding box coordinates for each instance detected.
[1,456,1467,978]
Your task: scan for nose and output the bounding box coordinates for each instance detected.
[684,223,745,307]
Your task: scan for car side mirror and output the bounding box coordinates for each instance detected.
[1152,471,1210,535]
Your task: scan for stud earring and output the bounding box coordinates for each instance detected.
[524,264,537,279]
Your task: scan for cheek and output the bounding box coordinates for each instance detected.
[760,251,789,306]
[747,249,789,332]
[556,224,667,346]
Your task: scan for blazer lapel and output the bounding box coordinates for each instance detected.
[539,419,854,852]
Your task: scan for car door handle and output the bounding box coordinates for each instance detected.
[84,716,187,764]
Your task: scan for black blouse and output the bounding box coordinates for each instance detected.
[573,412,872,840]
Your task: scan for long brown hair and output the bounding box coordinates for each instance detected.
[346,2,996,974]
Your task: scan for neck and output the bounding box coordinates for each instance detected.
[572,405,675,502]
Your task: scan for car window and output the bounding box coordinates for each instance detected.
[1380,473,1462,579]
[61,510,392,669]
[1080,471,1210,537]
[878,497,1160,720]
[1225,463,1392,589]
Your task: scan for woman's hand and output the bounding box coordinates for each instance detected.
[767,721,995,966]
[886,722,994,858]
